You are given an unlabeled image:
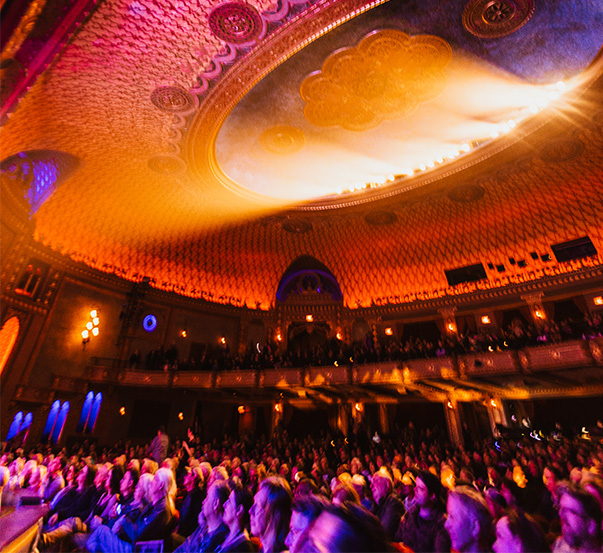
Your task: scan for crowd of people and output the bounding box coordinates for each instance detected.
[139,312,603,372]
[2,420,603,552]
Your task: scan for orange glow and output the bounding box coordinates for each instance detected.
[238,405,246,414]
[274,403,282,412]
[355,402,363,412]
[385,327,393,336]
[336,332,342,340]
[534,309,544,319]
[276,333,282,341]
[441,467,456,490]
[594,296,603,306]
[481,315,491,324]
[306,314,313,322]
[447,323,456,332]
[119,406,126,416]
[178,412,184,420]
[180,330,187,338]
[490,399,497,408]
[447,401,453,409]
[220,337,226,344]
[0,316,19,375]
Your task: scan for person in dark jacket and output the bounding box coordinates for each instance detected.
[395,470,450,552]
[370,468,405,541]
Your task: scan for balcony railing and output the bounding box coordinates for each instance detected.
[82,339,603,393]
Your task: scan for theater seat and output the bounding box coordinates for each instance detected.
[135,540,164,553]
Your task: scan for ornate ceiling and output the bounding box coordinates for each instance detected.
[1,0,602,309]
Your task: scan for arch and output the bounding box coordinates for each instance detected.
[0,316,19,375]
[50,401,70,444]
[0,150,80,213]
[276,255,343,302]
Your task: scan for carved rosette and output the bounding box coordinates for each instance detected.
[538,138,584,163]
[365,211,397,226]
[448,183,485,203]
[151,86,196,114]
[208,2,264,45]
[462,0,535,38]
[148,155,188,174]
[259,125,305,155]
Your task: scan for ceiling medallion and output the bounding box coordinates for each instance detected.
[282,219,312,234]
[365,211,397,226]
[300,30,451,131]
[538,138,584,163]
[259,126,305,155]
[148,155,187,174]
[151,86,196,113]
[462,0,535,39]
[208,2,264,45]
[448,183,485,203]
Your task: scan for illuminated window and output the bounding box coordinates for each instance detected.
[43,400,70,444]
[0,316,19,375]
[77,391,103,434]
[6,411,33,445]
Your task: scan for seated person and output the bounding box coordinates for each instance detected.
[175,466,204,538]
[285,494,329,553]
[217,483,257,552]
[175,479,230,552]
[370,468,405,540]
[303,502,390,552]
[86,468,177,553]
[445,485,494,553]
[395,470,450,553]
[250,476,292,553]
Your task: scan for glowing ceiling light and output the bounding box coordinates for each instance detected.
[82,330,89,339]
[461,143,470,152]
[91,327,99,336]
[92,317,99,326]
[86,322,93,330]
[90,310,97,318]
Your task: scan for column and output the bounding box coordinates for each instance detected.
[444,399,464,448]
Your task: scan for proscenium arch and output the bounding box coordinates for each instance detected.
[276,255,343,302]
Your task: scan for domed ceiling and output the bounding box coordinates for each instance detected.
[1,0,602,309]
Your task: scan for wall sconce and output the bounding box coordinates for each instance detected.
[385,327,393,336]
[274,403,282,413]
[276,333,282,341]
[119,406,126,416]
[237,405,246,414]
[336,332,342,340]
[82,309,100,347]
[354,402,364,412]
[447,322,456,332]
[220,337,226,344]
[447,400,454,409]
[490,399,498,408]
[594,296,603,306]
[481,315,491,325]
[306,314,313,323]
[534,309,544,319]
[180,329,187,338]
[178,412,184,420]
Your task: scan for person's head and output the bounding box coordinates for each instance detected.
[158,425,166,436]
[370,469,392,505]
[493,510,548,553]
[135,472,154,505]
[184,466,203,492]
[77,462,97,489]
[285,495,329,553]
[304,502,389,552]
[445,486,493,552]
[120,467,139,498]
[141,458,158,475]
[415,470,442,510]
[150,467,176,507]
[332,482,360,506]
[208,465,229,488]
[557,481,603,549]
[224,483,254,532]
[94,463,110,490]
[250,475,292,548]
[107,464,124,495]
[294,478,318,499]
[202,479,230,524]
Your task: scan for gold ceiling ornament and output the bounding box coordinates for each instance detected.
[259,125,306,155]
[300,30,452,131]
[462,0,535,39]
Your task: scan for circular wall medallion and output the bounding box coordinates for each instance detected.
[282,219,312,234]
[151,86,196,113]
[448,183,485,203]
[148,155,187,174]
[462,0,535,39]
[365,211,397,226]
[208,2,264,45]
[538,138,584,163]
[143,314,157,332]
[259,125,305,155]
